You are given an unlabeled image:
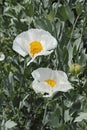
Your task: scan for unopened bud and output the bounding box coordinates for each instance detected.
[70,64,82,74]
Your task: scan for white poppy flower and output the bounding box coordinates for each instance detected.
[31,68,73,97]
[0,52,5,61]
[13,29,57,65]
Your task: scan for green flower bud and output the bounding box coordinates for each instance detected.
[70,64,82,74]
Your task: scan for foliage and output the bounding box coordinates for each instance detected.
[0,0,87,130]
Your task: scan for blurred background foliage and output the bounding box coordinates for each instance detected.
[0,0,87,129]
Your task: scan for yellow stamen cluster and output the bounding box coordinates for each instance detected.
[30,41,43,57]
[45,79,56,88]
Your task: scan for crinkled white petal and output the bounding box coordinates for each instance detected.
[13,41,28,57]
[54,82,73,92]
[32,67,53,81]
[13,31,30,57]
[0,52,5,61]
[39,36,57,51]
[57,71,68,79]
[32,80,52,95]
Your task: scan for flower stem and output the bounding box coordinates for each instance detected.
[62,96,65,124]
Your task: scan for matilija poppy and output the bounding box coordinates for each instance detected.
[13,29,57,65]
[31,68,73,97]
[0,52,5,61]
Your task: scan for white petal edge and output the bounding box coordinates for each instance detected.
[54,83,73,92]
[13,41,28,57]
[32,80,52,96]
[57,71,68,79]
[31,67,53,81]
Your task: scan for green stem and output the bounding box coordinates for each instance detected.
[62,96,65,124]
[67,15,80,48]
[68,0,86,48]
[42,98,58,126]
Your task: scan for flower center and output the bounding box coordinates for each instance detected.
[45,79,56,88]
[29,41,43,57]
